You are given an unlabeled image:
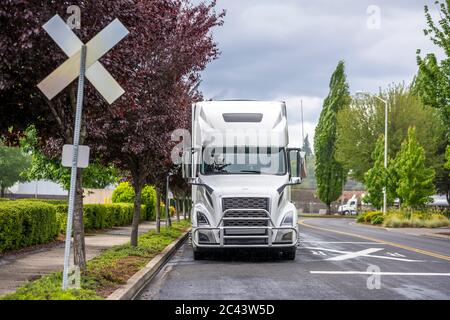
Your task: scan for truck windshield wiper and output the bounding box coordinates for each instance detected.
[239,170,261,174]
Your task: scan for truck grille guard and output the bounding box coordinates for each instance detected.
[192,208,298,248]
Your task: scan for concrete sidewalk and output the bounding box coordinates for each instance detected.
[0,221,159,296]
[386,226,450,239]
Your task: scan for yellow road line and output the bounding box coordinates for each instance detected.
[299,219,450,262]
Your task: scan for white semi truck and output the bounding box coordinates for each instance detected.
[182,100,306,260]
[337,195,358,215]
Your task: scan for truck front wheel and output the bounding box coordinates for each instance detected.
[193,250,203,260]
[283,247,296,260]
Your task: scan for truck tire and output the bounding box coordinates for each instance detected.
[283,247,296,260]
[193,250,204,260]
[344,210,349,215]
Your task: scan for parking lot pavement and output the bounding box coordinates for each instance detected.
[137,218,450,300]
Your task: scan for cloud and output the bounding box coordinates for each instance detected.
[197,0,443,146]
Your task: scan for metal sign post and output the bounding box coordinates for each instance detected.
[62,44,86,289]
[37,14,129,290]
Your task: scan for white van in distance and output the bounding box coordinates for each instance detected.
[182,100,306,260]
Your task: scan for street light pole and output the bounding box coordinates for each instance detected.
[383,96,388,216]
[355,91,388,215]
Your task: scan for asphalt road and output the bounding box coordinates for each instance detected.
[137,218,450,300]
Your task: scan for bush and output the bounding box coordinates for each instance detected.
[357,211,383,224]
[112,182,156,221]
[0,201,59,253]
[55,203,147,233]
[141,185,156,220]
[382,208,450,228]
[371,214,384,225]
[111,182,135,203]
[17,198,67,205]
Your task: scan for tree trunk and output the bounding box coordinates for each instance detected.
[188,198,191,219]
[168,207,172,226]
[326,203,331,215]
[0,186,5,198]
[175,199,180,222]
[182,197,186,220]
[165,190,172,227]
[130,183,142,247]
[73,168,86,270]
[156,187,161,234]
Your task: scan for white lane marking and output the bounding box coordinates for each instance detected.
[301,241,381,244]
[301,247,423,262]
[326,248,383,261]
[310,271,450,276]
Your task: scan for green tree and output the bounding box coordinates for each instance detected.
[445,145,450,172]
[413,0,450,133]
[0,142,30,197]
[314,61,350,213]
[394,127,435,208]
[412,1,450,204]
[20,127,118,190]
[364,135,387,210]
[336,85,444,182]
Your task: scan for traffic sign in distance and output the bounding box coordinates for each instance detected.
[61,144,90,168]
[37,15,129,104]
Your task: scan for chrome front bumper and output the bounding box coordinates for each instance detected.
[192,208,298,248]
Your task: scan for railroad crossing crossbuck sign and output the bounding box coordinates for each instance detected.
[37,14,129,290]
[38,14,129,104]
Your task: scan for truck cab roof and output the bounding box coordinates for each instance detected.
[193,100,289,148]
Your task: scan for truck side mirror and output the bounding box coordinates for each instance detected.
[182,148,201,179]
[300,151,307,179]
[288,148,301,179]
[182,150,193,179]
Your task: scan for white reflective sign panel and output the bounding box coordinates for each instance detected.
[61,144,90,168]
[37,15,129,104]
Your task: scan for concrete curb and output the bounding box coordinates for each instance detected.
[106,229,190,300]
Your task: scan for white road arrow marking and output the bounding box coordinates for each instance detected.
[37,15,128,104]
[387,252,406,257]
[301,247,423,262]
[326,248,383,261]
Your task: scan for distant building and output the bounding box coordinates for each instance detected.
[7,180,67,199]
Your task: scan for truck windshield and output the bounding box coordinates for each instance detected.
[201,147,287,175]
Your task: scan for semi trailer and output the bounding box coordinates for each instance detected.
[182,100,306,260]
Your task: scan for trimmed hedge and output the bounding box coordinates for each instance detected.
[0,200,148,253]
[0,201,59,253]
[55,203,146,233]
[17,198,67,205]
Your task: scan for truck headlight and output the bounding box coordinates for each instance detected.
[197,212,210,226]
[281,211,294,226]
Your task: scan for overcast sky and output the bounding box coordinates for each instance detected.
[196,0,443,148]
